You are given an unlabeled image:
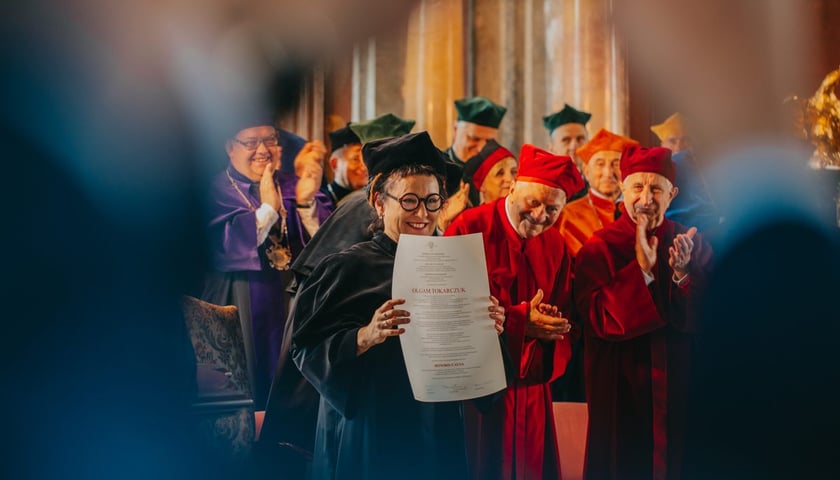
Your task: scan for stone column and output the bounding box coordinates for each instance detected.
[278,67,326,142]
[472,0,629,151]
[402,0,467,149]
[352,38,380,122]
[342,0,465,150]
[472,0,523,149]
[544,0,628,136]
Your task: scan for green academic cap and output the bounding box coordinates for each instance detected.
[349,113,416,144]
[542,104,592,134]
[454,96,507,128]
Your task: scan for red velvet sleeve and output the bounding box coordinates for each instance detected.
[444,213,467,236]
[575,237,667,340]
[508,245,574,384]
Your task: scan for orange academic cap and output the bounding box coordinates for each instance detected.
[575,128,638,164]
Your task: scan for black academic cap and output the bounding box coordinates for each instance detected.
[328,123,361,151]
[454,96,507,128]
[362,131,447,181]
[542,104,592,134]
[443,159,464,198]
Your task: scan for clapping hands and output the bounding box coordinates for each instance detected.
[525,289,571,341]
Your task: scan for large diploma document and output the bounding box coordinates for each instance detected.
[393,233,506,402]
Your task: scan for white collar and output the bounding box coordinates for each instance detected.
[588,188,611,201]
[589,188,623,203]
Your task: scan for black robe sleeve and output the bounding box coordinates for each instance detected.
[291,244,391,419]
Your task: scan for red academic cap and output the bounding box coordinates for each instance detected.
[516,144,584,198]
[620,145,677,185]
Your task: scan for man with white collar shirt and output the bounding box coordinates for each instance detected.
[557,128,639,257]
[325,123,367,205]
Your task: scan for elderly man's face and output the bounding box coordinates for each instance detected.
[661,135,691,153]
[550,123,588,166]
[622,172,679,230]
[452,121,498,161]
[506,180,567,238]
[226,125,281,181]
[330,144,368,190]
[584,150,622,198]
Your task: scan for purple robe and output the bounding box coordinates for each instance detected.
[202,166,333,406]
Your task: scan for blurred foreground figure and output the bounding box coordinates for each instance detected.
[664,149,722,235]
[684,146,840,480]
[1,0,418,478]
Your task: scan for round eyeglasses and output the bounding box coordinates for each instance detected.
[385,192,444,212]
[234,135,280,151]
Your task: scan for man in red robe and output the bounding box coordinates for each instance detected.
[558,128,639,257]
[575,146,713,480]
[446,145,584,480]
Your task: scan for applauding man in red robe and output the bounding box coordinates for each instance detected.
[446,145,584,480]
[575,146,713,480]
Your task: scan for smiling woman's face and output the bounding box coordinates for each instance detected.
[480,156,518,204]
[375,174,441,242]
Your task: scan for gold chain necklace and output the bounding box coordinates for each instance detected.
[225,168,292,271]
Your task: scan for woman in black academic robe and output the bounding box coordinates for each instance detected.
[292,133,505,480]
